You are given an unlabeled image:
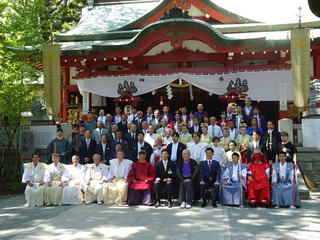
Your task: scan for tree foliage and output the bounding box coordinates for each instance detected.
[0,0,86,180]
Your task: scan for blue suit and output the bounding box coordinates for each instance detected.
[199,160,221,201]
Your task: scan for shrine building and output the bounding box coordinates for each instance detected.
[26,0,320,125]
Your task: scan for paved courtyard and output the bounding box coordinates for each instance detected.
[0,193,319,240]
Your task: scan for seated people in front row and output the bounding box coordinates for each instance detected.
[84,154,109,205]
[246,149,271,207]
[154,149,176,208]
[271,152,301,209]
[199,148,221,208]
[127,151,155,206]
[62,155,84,205]
[44,154,69,206]
[103,150,133,205]
[221,152,248,207]
[22,153,46,207]
[176,149,199,209]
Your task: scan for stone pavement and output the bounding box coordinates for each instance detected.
[1,193,319,240]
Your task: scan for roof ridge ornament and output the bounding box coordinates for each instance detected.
[160,6,192,20]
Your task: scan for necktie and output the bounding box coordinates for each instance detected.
[132,134,135,139]
[212,126,215,137]
[87,139,90,149]
[164,161,167,172]
[269,130,272,150]
[99,129,102,135]
[208,160,212,180]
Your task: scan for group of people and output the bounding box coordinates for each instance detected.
[23,98,301,209]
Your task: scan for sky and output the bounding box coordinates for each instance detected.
[214,0,319,24]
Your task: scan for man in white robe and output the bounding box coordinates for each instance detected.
[221,152,248,207]
[271,152,301,209]
[85,154,109,205]
[44,154,69,206]
[103,150,133,205]
[22,153,46,207]
[62,155,85,205]
[187,132,208,163]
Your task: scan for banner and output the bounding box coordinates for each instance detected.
[43,44,61,116]
[76,70,293,101]
[290,28,311,108]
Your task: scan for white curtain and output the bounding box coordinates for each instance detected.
[76,70,293,101]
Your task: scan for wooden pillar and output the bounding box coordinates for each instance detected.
[61,67,70,122]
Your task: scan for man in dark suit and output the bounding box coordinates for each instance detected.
[261,120,281,163]
[133,111,144,132]
[189,117,202,135]
[199,147,221,208]
[111,130,129,157]
[79,130,97,164]
[166,132,186,162]
[150,109,161,131]
[124,123,138,149]
[143,106,154,125]
[154,149,176,208]
[117,114,128,135]
[251,106,267,132]
[129,132,153,162]
[107,125,118,144]
[96,134,111,165]
[247,130,266,163]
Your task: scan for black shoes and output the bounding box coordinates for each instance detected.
[201,201,207,208]
[155,201,161,208]
[212,201,217,208]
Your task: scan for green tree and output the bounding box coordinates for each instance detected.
[0,0,86,183]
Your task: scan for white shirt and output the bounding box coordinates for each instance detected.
[232,164,240,182]
[22,164,41,183]
[280,161,287,179]
[253,140,260,149]
[235,115,243,128]
[97,116,106,125]
[170,142,179,161]
[244,106,252,116]
[212,145,226,167]
[208,125,223,138]
[229,128,236,140]
[127,114,136,122]
[144,133,157,147]
[164,137,172,146]
[108,160,132,180]
[136,141,145,159]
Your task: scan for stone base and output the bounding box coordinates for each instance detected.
[303,108,320,118]
[297,147,320,189]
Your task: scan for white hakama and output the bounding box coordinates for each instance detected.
[272,162,301,207]
[62,164,85,205]
[85,163,109,203]
[221,163,247,206]
[22,162,46,207]
[103,159,132,205]
[44,163,69,206]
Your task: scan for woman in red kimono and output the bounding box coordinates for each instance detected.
[246,149,271,207]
